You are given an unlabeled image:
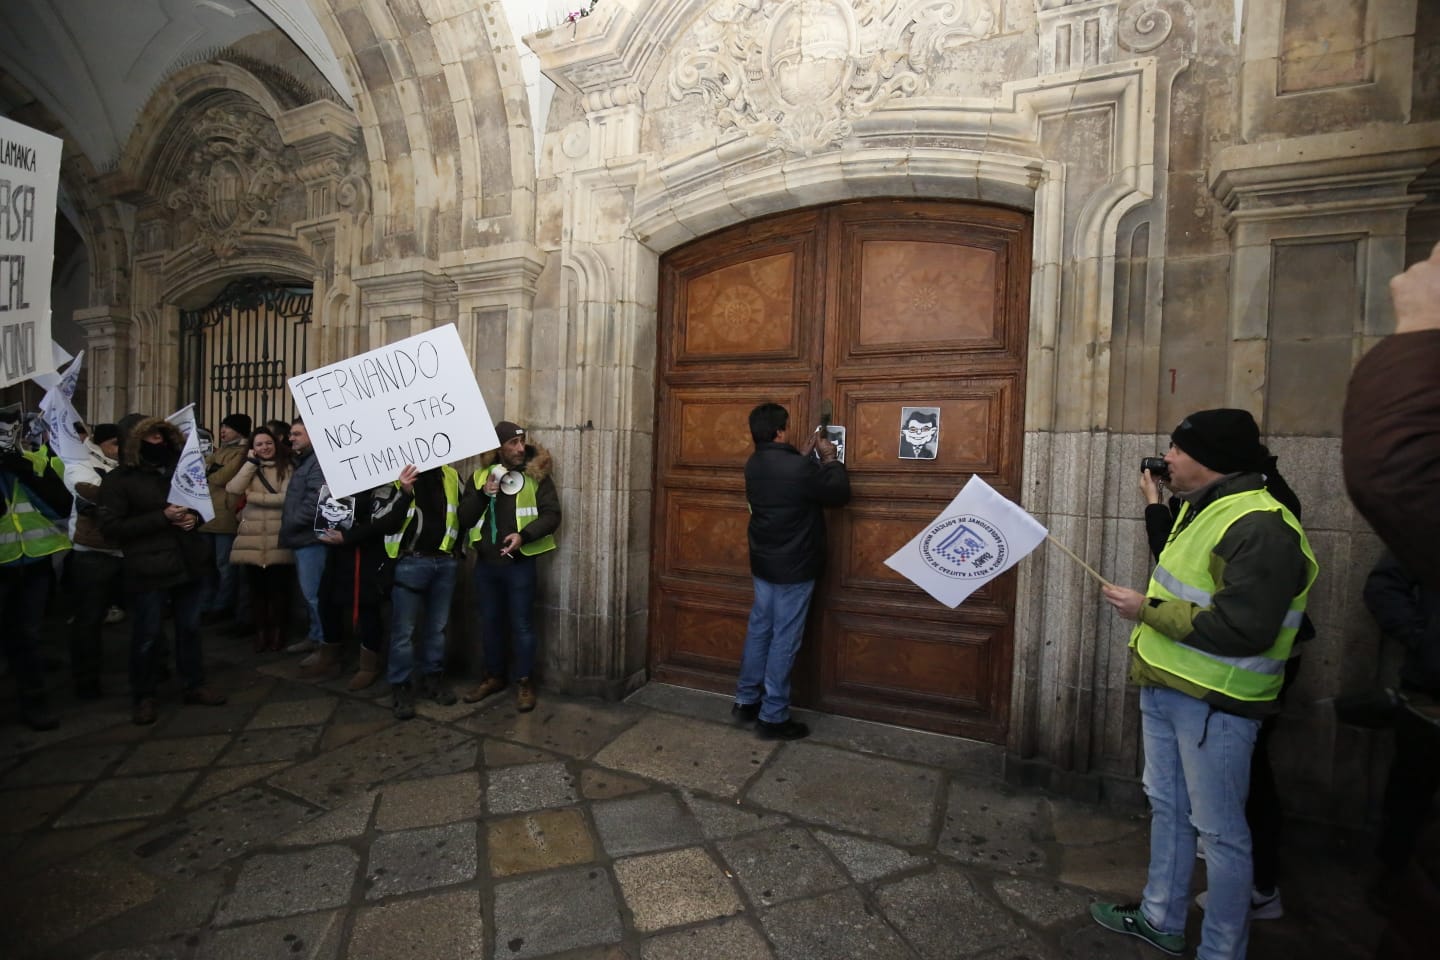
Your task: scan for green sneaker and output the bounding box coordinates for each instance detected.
[1089,902,1185,956]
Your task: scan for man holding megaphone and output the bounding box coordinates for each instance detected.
[461,421,561,712]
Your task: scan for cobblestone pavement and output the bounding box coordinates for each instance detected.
[0,626,1387,959]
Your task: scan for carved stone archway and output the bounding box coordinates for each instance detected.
[95,60,369,419]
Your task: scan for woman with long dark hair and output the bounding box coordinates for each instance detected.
[225,425,295,651]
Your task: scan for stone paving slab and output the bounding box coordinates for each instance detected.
[4,849,163,959]
[580,766,651,799]
[247,696,338,730]
[374,771,481,830]
[363,821,478,899]
[613,846,745,933]
[58,868,227,959]
[759,888,913,960]
[990,875,1092,928]
[814,829,928,883]
[348,890,482,960]
[116,734,233,775]
[7,820,147,878]
[683,792,792,840]
[217,725,322,766]
[459,698,644,758]
[492,865,624,959]
[640,916,775,960]
[268,719,470,808]
[593,791,703,857]
[277,791,378,847]
[484,738,562,766]
[717,826,850,907]
[1,743,128,786]
[489,808,596,876]
[196,909,343,960]
[876,863,1029,958]
[397,740,479,780]
[214,846,359,926]
[935,780,1049,874]
[0,782,85,831]
[128,785,312,879]
[0,709,132,760]
[152,704,254,739]
[487,760,578,813]
[593,713,777,798]
[55,773,197,827]
[185,761,293,809]
[745,741,941,845]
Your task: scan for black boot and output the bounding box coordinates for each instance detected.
[392,682,416,721]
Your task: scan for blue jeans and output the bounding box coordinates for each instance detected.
[1140,685,1260,960]
[292,544,328,644]
[387,556,458,685]
[204,533,238,613]
[130,584,205,701]
[472,556,539,679]
[735,577,815,724]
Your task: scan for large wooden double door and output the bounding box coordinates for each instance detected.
[649,200,1031,741]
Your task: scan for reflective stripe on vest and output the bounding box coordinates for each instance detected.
[467,468,557,557]
[1,479,71,563]
[1130,487,1318,702]
[383,466,461,559]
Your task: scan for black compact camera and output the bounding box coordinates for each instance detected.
[1140,456,1169,480]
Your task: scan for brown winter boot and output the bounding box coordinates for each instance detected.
[348,648,382,691]
[516,677,537,713]
[299,642,343,682]
[462,675,506,703]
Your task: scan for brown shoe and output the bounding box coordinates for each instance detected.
[348,648,382,691]
[517,677,537,713]
[462,676,506,703]
[182,685,227,707]
[299,642,343,682]
[132,697,158,725]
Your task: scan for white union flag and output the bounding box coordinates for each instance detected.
[165,403,215,523]
[884,475,1048,609]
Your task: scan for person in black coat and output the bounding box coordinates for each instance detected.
[1363,551,1440,897]
[98,417,226,725]
[731,402,850,741]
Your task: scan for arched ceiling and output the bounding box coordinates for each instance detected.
[0,0,352,168]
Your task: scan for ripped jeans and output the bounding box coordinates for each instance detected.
[1139,684,1260,960]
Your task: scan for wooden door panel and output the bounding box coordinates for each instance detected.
[829,613,996,708]
[659,491,751,582]
[652,200,1029,743]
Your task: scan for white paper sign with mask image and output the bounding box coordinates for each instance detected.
[288,323,499,499]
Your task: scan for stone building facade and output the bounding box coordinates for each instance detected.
[4,0,1437,823]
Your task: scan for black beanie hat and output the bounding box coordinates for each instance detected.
[495,421,525,444]
[1171,409,1266,475]
[91,423,120,445]
[222,413,253,437]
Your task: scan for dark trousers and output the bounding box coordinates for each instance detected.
[473,555,539,680]
[1379,700,1440,871]
[130,584,205,702]
[1,560,52,697]
[319,548,388,653]
[1247,716,1283,891]
[67,550,123,687]
[245,565,294,634]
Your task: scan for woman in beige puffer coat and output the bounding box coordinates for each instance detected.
[226,426,294,651]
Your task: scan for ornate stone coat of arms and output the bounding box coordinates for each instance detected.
[669,0,998,155]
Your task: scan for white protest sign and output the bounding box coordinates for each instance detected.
[29,339,73,391]
[39,351,88,470]
[288,323,499,498]
[884,475,1048,609]
[0,117,62,388]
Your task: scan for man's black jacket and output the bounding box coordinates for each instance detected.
[744,441,850,584]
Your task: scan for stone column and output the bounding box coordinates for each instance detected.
[73,305,132,423]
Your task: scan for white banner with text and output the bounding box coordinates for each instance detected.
[287,324,499,498]
[0,116,62,388]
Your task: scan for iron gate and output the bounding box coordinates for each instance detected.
[178,278,313,437]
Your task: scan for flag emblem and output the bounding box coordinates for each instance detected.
[921,515,1009,579]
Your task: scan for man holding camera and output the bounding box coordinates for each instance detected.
[461,421,561,713]
[1091,409,1318,960]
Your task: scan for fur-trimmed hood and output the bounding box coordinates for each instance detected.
[120,416,185,468]
[476,440,552,482]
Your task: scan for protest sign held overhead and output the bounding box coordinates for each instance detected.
[38,351,88,470]
[288,323,498,499]
[0,117,62,388]
[885,475,1048,609]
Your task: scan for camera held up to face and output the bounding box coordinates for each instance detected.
[1140,456,1169,481]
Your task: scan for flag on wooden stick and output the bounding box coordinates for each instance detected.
[884,475,1048,609]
